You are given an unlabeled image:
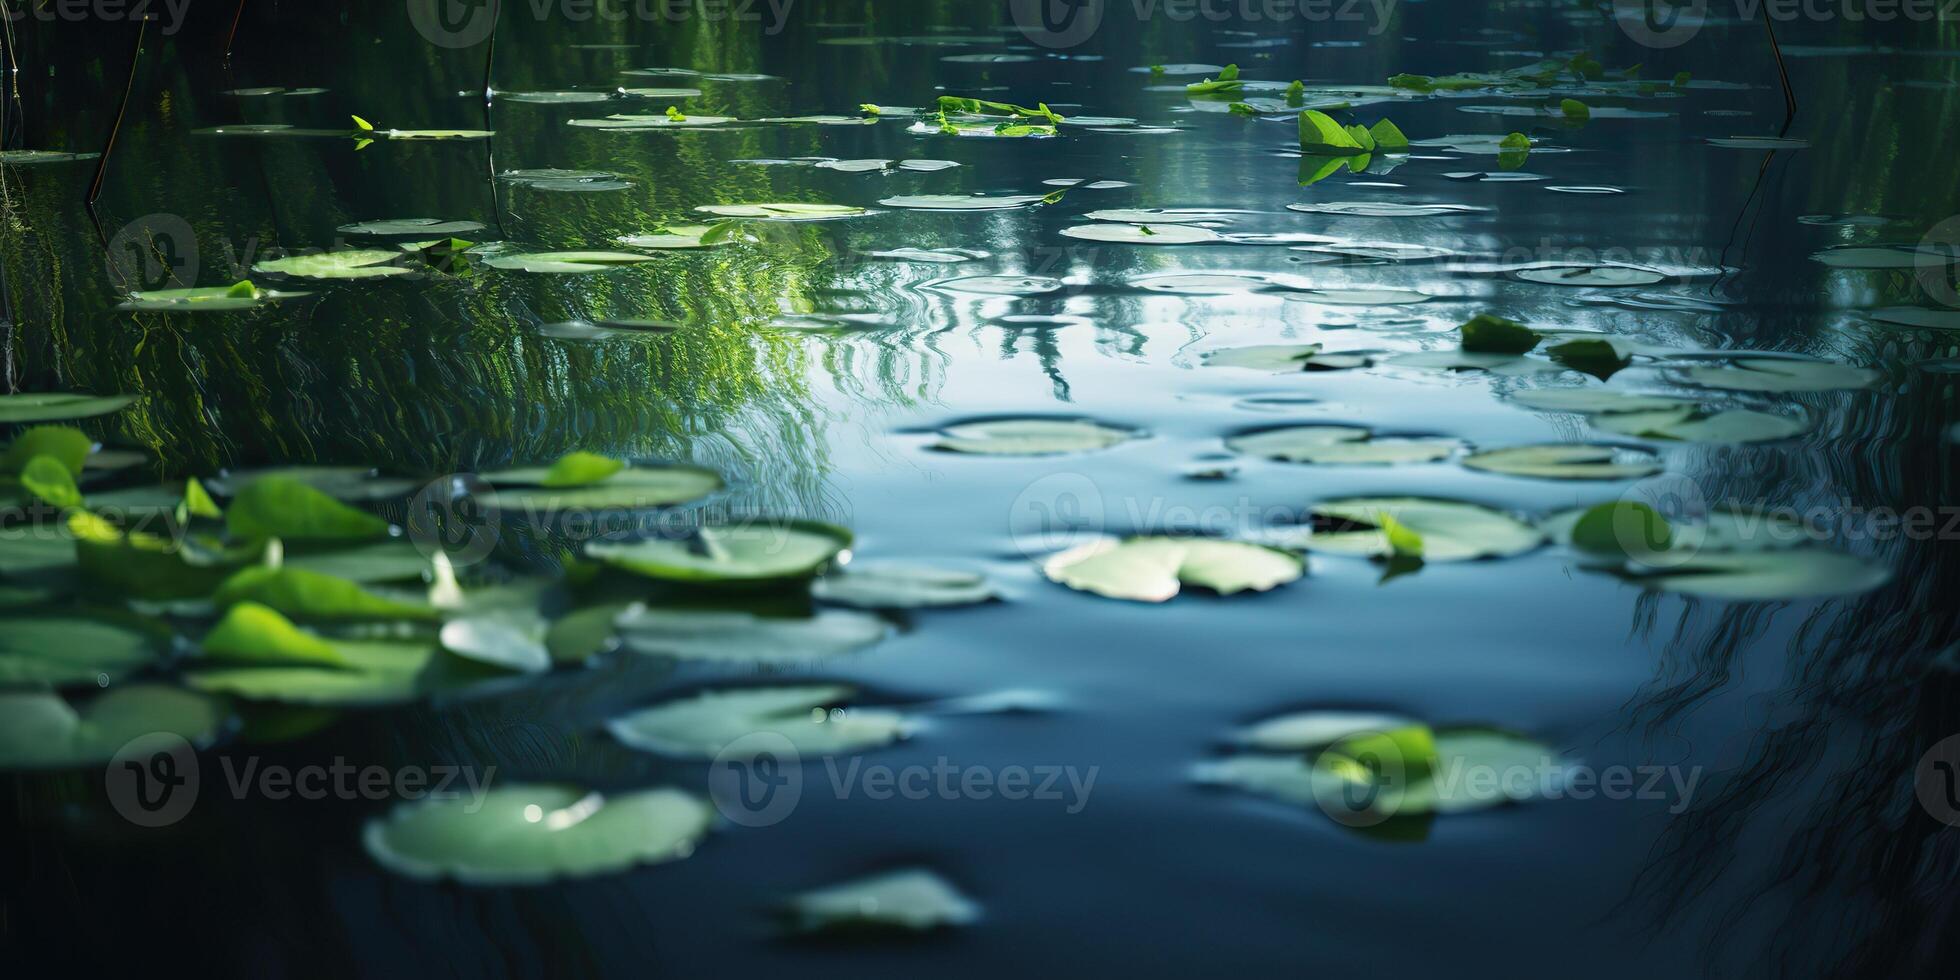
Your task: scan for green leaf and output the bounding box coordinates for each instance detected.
[351,114,374,131]
[1287,498,1544,562]
[1560,98,1591,122]
[0,392,136,424]
[1570,502,1672,560]
[1286,79,1306,105]
[1298,109,1364,152]
[226,476,391,542]
[203,601,349,667]
[1186,64,1243,95]
[1388,73,1434,91]
[440,619,550,673]
[19,456,82,508]
[587,521,852,586]
[609,685,907,758]
[215,566,437,621]
[1375,511,1424,558]
[70,510,244,599]
[1226,425,1459,465]
[1367,118,1410,151]
[0,613,167,687]
[183,478,224,519]
[1547,339,1632,381]
[614,607,889,662]
[1462,444,1663,480]
[784,869,979,935]
[537,451,626,488]
[930,418,1138,456]
[0,686,224,770]
[1,425,93,476]
[225,280,258,298]
[1499,132,1531,150]
[1673,71,1692,87]
[1228,102,1258,117]
[858,103,882,115]
[1458,314,1540,354]
[363,784,712,885]
[1043,537,1302,602]
[811,563,999,609]
[665,105,687,121]
[1344,124,1378,151]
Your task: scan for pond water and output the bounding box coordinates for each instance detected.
[4,3,1959,977]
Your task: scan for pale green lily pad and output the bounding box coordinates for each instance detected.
[1043,537,1302,602]
[0,686,224,770]
[1542,506,1816,553]
[615,226,738,249]
[879,194,1047,210]
[0,392,137,424]
[1515,266,1667,286]
[1509,388,1697,414]
[253,250,409,279]
[119,285,307,312]
[587,522,851,584]
[1226,426,1459,465]
[1869,307,1960,330]
[363,785,711,885]
[609,685,908,757]
[1620,549,1890,600]
[338,218,485,236]
[1082,208,1246,224]
[1592,407,1809,443]
[1680,358,1878,392]
[694,203,869,220]
[498,90,614,104]
[499,169,632,192]
[483,251,657,273]
[187,637,437,706]
[785,869,980,935]
[934,275,1065,296]
[1060,223,1224,244]
[225,476,392,542]
[1383,350,1561,376]
[382,129,494,140]
[484,464,722,512]
[282,540,432,583]
[1463,444,1663,480]
[1810,245,1958,269]
[0,149,101,164]
[1289,498,1543,562]
[440,619,550,673]
[0,613,166,686]
[812,563,1000,609]
[1285,287,1431,306]
[208,466,422,502]
[1200,344,1371,372]
[930,418,1139,456]
[214,566,436,621]
[1285,201,1488,217]
[613,607,889,662]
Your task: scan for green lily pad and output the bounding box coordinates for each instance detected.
[0,613,167,686]
[1509,388,1696,414]
[201,602,348,667]
[879,194,1047,211]
[1515,266,1667,287]
[1463,444,1664,480]
[0,686,224,770]
[587,522,850,585]
[784,869,980,935]
[1619,549,1891,600]
[694,203,869,220]
[1200,344,1372,372]
[2,426,93,475]
[1043,537,1303,602]
[1869,307,1960,330]
[1810,245,1956,269]
[1591,407,1809,443]
[1680,358,1878,392]
[338,218,486,236]
[1542,506,1816,554]
[1287,288,1431,306]
[613,607,889,662]
[0,392,137,424]
[484,463,721,512]
[208,466,422,503]
[253,250,409,280]
[0,149,101,164]
[1060,223,1224,244]
[214,566,436,621]
[119,285,307,312]
[1285,201,1488,218]
[1226,426,1459,465]
[812,563,1000,609]
[188,635,437,706]
[616,226,740,249]
[226,476,392,542]
[1289,498,1543,562]
[440,619,550,673]
[482,251,657,273]
[609,684,908,758]
[930,418,1139,456]
[281,540,433,583]
[363,785,711,885]
[1459,314,1540,354]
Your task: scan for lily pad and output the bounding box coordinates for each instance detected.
[613,607,889,662]
[1227,426,1458,465]
[587,522,851,585]
[363,785,712,885]
[118,286,306,312]
[1515,266,1667,287]
[609,685,908,757]
[1043,537,1303,602]
[1292,498,1543,562]
[812,563,999,609]
[1462,444,1664,480]
[188,636,437,706]
[1680,358,1878,392]
[1082,208,1246,224]
[253,250,409,280]
[337,218,485,236]
[0,613,167,686]
[440,619,550,673]
[878,194,1047,211]
[930,418,1139,456]
[1509,388,1696,414]
[1869,307,1960,330]
[482,251,657,273]
[1060,223,1224,244]
[1201,344,1371,372]
[784,869,980,935]
[0,686,224,770]
[1619,550,1890,601]
[694,203,869,220]
[0,392,138,424]
[484,464,722,512]
[1591,407,1809,443]
[616,226,740,249]
[226,476,391,542]
[1810,245,1959,269]
[1285,201,1488,217]
[1285,287,1431,306]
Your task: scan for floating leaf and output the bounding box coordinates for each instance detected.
[694,203,869,220]
[1515,266,1666,287]
[209,466,421,503]
[813,563,999,609]
[1288,498,1542,562]
[878,194,1046,211]
[1459,314,1540,354]
[1043,537,1302,602]
[0,392,136,424]
[201,602,348,667]
[482,251,656,273]
[784,869,980,935]
[214,566,436,621]
[1286,201,1487,218]
[1463,444,1663,480]
[1619,550,1890,600]
[1508,388,1695,414]
[1570,502,1672,560]
[226,476,391,542]
[1226,426,1458,465]
[1060,223,1223,244]
[0,613,166,687]
[2,426,93,475]
[1680,358,1878,392]
[930,418,1138,456]
[1201,344,1371,372]
[253,250,409,280]
[0,686,224,770]
[614,607,889,662]
[587,522,851,585]
[338,218,485,236]
[363,785,711,885]
[609,685,907,757]
[1591,407,1809,443]
[1547,338,1632,381]
[440,619,550,673]
[19,456,82,508]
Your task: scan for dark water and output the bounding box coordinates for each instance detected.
[5,3,1960,977]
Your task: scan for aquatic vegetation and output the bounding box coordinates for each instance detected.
[363,785,713,885]
[609,685,910,757]
[1043,537,1303,602]
[783,869,980,935]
